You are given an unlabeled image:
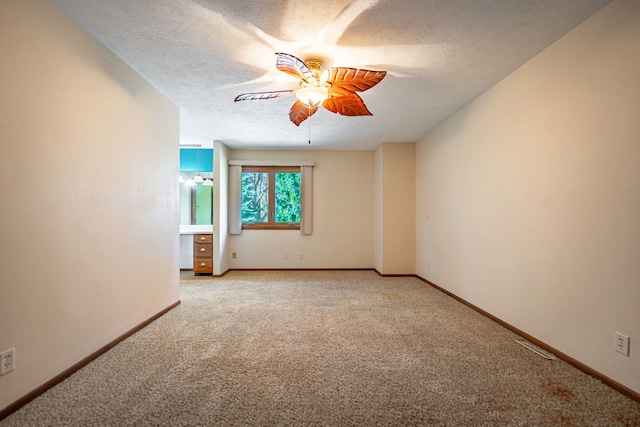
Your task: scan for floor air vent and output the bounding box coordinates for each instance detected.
[515,339,557,360]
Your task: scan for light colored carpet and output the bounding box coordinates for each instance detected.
[2,270,639,426]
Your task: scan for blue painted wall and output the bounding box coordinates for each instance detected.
[180,148,213,172]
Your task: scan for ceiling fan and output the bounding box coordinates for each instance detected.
[234,52,387,126]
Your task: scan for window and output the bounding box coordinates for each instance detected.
[241,166,301,229]
[229,160,314,235]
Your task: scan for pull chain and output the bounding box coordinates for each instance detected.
[307,104,312,144]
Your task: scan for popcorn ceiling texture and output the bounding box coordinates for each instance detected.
[3,271,639,426]
[51,0,610,149]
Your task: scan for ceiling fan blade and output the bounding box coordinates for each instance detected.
[276,53,318,86]
[234,90,293,102]
[323,93,372,116]
[289,100,319,126]
[326,67,387,97]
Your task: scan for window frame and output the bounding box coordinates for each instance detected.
[229,160,314,235]
[241,166,301,230]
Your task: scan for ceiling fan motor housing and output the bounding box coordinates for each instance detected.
[303,58,323,75]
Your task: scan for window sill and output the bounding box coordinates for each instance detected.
[242,224,300,230]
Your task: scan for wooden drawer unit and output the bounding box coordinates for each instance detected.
[193,233,213,275]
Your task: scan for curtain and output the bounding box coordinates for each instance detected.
[300,165,313,235]
[228,164,242,235]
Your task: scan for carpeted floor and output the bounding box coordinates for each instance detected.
[2,270,639,426]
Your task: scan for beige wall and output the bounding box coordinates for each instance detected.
[227,150,374,269]
[374,146,384,271]
[416,0,640,393]
[375,143,416,275]
[0,0,180,410]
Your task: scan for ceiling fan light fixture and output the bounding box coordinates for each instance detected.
[234,52,387,127]
[295,85,329,108]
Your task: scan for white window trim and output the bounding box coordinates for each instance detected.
[228,160,315,235]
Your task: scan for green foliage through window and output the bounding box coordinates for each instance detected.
[241,172,269,223]
[241,167,301,228]
[275,172,301,223]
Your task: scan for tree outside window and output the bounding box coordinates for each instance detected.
[241,166,301,229]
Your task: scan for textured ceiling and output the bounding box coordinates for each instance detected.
[52,0,610,150]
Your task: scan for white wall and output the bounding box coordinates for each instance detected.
[214,140,230,275]
[179,235,194,269]
[0,0,180,410]
[416,0,639,393]
[228,150,374,269]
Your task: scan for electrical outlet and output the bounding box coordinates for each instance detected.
[298,253,303,260]
[282,252,288,260]
[232,252,237,259]
[615,332,630,356]
[1,348,15,375]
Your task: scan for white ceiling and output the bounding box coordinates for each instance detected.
[52,0,610,150]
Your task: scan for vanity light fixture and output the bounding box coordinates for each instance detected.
[180,144,212,187]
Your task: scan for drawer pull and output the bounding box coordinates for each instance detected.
[200,236,206,241]
[200,262,206,266]
[200,248,206,252]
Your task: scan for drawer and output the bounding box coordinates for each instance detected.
[194,234,212,244]
[193,258,213,273]
[194,243,212,257]
[193,234,213,275]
